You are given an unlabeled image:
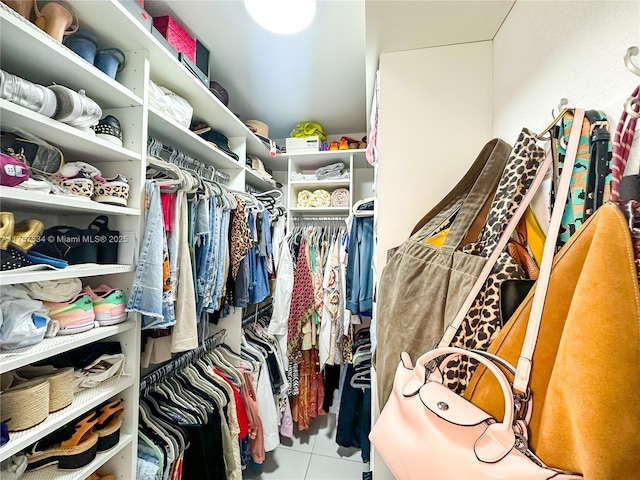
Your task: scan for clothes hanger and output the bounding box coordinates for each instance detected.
[535,107,573,140]
[624,46,640,77]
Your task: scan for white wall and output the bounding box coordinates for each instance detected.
[492,1,640,145]
[375,41,494,284]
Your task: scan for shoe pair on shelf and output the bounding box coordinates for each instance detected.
[44,284,127,336]
[3,0,79,43]
[64,28,126,81]
[0,212,68,272]
[25,398,125,472]
[52,161,129,206]
[0,364,74,432]
[1,69,102,130]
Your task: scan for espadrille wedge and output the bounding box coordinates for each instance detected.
[0,376,49,431]
[26,410,99,471]
[14,365,74,412]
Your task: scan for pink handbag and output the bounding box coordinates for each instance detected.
[369,111,587,480]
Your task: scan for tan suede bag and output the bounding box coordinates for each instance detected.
[463,203,640,479]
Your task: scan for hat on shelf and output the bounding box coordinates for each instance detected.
[195,125,239,161]
[208,80,229,107]
[247,155,276,186]
[246,119,270,143]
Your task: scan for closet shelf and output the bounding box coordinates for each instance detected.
[0,264,135,286]
[21,433,133,480]
[148,107,243,171]
[0,375,134,462]
[0,5,142,109]
[0,321,134,373]
[70,0,271,159]
[290,179,351,189]
[244,166,278,192]
[0,100,142,163]
[289,207,350,215]
[0,187,141,217]
[281,149,368,168]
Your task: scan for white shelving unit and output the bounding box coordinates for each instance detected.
[0,375,134,461]
[0,322,135,373]
[0,265,136,286]
[285,150,365,231]
[0,1,282,477]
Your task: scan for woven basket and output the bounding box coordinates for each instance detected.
[0,377,49,431]
[15,365,74,412]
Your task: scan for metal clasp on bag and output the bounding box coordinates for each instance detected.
[513,389,531,420]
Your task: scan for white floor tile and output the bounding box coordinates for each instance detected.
[305,454,370,480]
[243,448,312,479]
[279,424,317,453]
[311,414,364,462]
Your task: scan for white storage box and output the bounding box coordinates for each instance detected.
[286,136,320,153]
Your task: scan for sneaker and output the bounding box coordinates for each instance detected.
[91,115,123,147]
[44,294,96,335]
[82,285,126,326]
[52,162,101,199]
[92,174,129,207]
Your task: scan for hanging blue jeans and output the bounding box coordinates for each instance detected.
[127,181,176,329]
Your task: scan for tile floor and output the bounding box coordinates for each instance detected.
[242,413,370,480]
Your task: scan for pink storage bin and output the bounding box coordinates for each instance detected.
[153,16,196,62]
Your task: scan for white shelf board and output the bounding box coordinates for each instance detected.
[0,321,134,373]
[0,375,134,461]
[289,207,350,216]
[281,149,368,168]
[148,107,243,171]
[0,100,142,163]
[244,167,278,192]
[0,187,141,216]
[0,264,135,286]
[0,5,142,109]
[71,0,271,158]
[290,179,351,189]
[22,433,133,480]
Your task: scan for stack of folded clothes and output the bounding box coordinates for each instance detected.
[315,162,345,180]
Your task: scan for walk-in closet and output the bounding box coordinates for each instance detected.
[0,1,638,480]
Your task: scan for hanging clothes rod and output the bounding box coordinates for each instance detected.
[139,329,227,395]
[292,216,346,222]
[242,303,273,327]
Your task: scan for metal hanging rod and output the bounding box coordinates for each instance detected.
[292,216,346,222]
[139,329,227,396]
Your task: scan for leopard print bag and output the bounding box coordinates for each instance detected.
[442,129,546,394]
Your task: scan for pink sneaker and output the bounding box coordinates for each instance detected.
[82,285,127,326]
[44,294,96,335]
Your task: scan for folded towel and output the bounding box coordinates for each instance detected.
[330,188,350,207]
[315,162,345,180]
[298,189,331,207]
[297,190,313,207]
[312,189,331,207]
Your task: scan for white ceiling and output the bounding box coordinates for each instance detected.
[144,0,515,141]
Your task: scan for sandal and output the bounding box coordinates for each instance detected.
[26,410,99,471]
[93,398,124,452]
[33,0,78,43]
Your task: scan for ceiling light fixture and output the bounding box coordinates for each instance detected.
[244,0,316,35]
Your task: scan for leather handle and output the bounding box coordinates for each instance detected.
[438,145,555,347]
[512,109,585,394]
[411,346,517,463]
